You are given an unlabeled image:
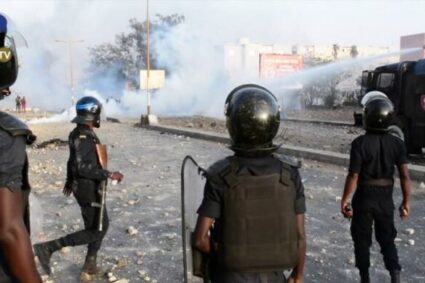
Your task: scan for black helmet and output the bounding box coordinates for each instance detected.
[0,13,21,97]
[72,96,102,127]
[363,91,394,132]
[225,84,280,153]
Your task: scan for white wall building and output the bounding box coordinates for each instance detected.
[223,38,395,77]
[400,33,425,61]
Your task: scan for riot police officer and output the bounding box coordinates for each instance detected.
[0,13,42,283]
[340,91,411,283]
[33,96,124,278]
[193,84,306,283]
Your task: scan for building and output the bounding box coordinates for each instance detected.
[400,33,425,61]
[223,38,394,77]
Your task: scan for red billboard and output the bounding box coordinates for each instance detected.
[259,53,304,79]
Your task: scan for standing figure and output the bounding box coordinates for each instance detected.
[33,96,124,279]
[0,13,42,283]
[193,84,306,283]
[341,91,411,283]
[20,96,26,113]
[15,95,20,113]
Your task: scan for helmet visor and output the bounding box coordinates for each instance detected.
[361,91,389,106]
[0,13,28,48]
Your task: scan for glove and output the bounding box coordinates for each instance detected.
[108,171,124,183]
[62,181,73,196]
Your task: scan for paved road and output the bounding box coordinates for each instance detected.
[28,122,425,282]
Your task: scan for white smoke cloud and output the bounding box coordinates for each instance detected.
[2,0,425,118]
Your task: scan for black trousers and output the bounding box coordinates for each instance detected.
[350,186,401,272]
[60,188,109,255]
[209,258,286,283]
[211,271,286,283]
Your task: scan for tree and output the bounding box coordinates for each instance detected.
[350,45,359,58]
[300,59,350,108]
[87,14,185,92]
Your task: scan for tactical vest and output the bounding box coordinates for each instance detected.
[219,156,298,272]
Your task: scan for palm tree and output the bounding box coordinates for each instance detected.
[332,44,340,60]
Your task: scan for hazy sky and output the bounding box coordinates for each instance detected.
[2,0,425,114]
[3,0,425,47]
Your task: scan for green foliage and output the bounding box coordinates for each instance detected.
[301,59,348,108]
[88,14,185,88]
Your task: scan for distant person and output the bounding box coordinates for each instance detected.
[340,91,411,283]
[33,96,124,279]
[15,95,20,113]
[20,96,26,113]
[193,84,306,283]
[0,13,42,283]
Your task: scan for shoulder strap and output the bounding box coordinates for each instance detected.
[280,162,292,186]
[0,111,36,144]
[219,156,239,189]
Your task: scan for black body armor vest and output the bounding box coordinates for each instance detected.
[218,156,299,272]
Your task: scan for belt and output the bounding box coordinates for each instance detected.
[360,178,393,187]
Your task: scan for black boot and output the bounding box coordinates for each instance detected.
[359,269,370,283]
[33,239,62,275]
[82,254,99,275]
[390,270,400,283]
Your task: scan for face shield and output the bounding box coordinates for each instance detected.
[0,13,27,97]
[360,91,389,107]
[0,13,28,47]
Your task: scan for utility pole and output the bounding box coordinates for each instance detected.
[55,39,84,104]
[146,0,151,115]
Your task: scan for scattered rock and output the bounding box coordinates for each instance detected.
[116,258,129,268]
[138,270,147,276]
[60,247,71,254]
[404,228,415,235]
[80,272,93,282]
[127,226,138,236]
[408,239,415,246]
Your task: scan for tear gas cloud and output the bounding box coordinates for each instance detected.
[3,1,425,121]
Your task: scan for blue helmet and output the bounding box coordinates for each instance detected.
[72,96,102,127]
[0,13,18,94]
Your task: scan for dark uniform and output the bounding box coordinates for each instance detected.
[59,124,109,254]
[197,153,306,283]
[34,96,123,277]
[342,91,411,283]
[0,112,35,282]
[192,84,306,283]
[349,132,406,272]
